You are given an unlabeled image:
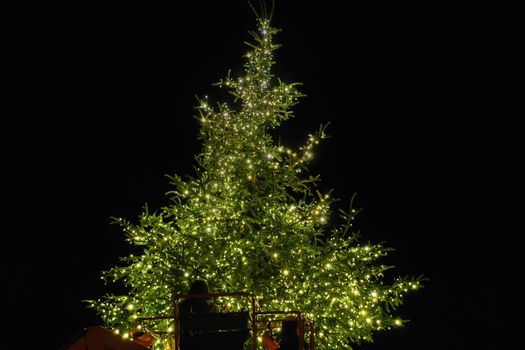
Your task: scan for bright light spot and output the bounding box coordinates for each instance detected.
[283,269,289,276]
[184,272,189,277]
[126,304,133,310]
[371,291,378,298]
[273,252,279,258]
[206,227,212,233]
[395,319,402,326]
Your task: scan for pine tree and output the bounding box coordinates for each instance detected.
[87,14,422,350]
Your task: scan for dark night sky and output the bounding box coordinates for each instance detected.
[6,1,513,349]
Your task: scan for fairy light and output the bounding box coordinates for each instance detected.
[86,16,422,350]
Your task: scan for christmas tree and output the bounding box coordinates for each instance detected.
[87,11,422,350]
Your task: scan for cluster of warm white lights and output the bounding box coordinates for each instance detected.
[87,18,422,350]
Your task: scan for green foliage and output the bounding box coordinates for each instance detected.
[86,18,422,350]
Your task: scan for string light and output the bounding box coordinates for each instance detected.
[86,17,422,350]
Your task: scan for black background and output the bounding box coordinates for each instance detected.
[5,1,514,349]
